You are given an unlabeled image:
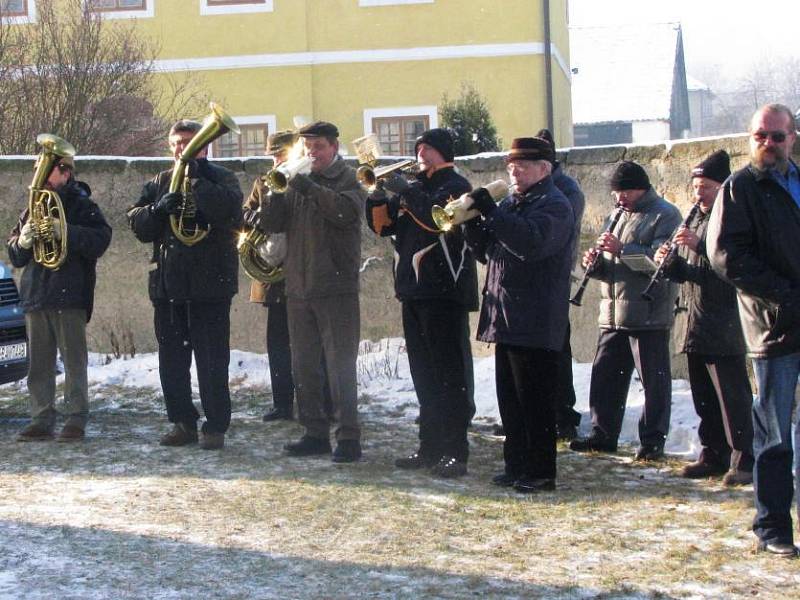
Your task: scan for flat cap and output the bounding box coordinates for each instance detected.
[298,121,339,138]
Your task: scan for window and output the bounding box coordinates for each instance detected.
[200,0,273,15]
[85,0,153,19]
[87,0,145,9]
[0,0,26,16]
[0,0,35,22]
[372,116,429,156]
[212,124,269,158]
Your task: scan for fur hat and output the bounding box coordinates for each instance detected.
[506,137,555,163]
[414,128,455,162]
[610,161,650,191]
[691,150,731,184]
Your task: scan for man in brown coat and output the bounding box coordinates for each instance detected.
[259,121,367,462]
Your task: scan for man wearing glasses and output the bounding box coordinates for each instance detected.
[570,161,681,462]
[707,103,800,558]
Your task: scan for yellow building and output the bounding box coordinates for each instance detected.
[9,0,572,157]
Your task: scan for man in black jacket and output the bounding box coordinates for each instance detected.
[366,128,477,478]
[655,150,754,486]
[707,104,800,558]
[128,119,243,451]
[464,137,574,492]
[8,154,111,442]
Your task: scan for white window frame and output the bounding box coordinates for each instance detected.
[359,0,434,6]
[200,0,273,16]
[363,106,437,139]
[0,0,36,24]
[207,114,277,158]
[83,0,154,20]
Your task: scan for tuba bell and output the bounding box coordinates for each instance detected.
[28,133,76,270]
[238,226,285,284]
[169,102,240,246]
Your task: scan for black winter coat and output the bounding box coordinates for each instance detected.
[127,159,243,303]
[707,161,800,358]
[365,166,478,310]
[7,180,111,321]
[464,176,575,350]
[662,207,745,356]
[552,163,585,267]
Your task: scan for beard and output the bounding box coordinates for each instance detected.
[752,145,788,171]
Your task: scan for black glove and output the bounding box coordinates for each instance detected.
[367,183,388,205]
[382,172,409,195]
[243,209,261,229]
[152,192,183,217]
[470,187,497,216]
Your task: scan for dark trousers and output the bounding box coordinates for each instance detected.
[266,301,294,411]
[496,344,560,479]
[154,301,231,434]
[588,329,672,446]
[555,322,581,429]
[687,352,754,472]
[403,299,471,462]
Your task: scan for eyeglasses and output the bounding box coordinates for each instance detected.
[752,130,788,143]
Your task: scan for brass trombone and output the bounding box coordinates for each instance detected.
[28,133,76,270]
[169,102,240,246]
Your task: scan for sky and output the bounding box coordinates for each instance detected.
[568,0,800,80]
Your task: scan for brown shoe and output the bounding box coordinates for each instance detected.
[159,423,198,446]
[57,424,85,442]
[199,431,224,450]
[722,469,753,486]
[680,460,728,479]
[16,422,54,442]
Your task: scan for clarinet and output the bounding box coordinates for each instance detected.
[641,203,702,302]
[569,204,624,307]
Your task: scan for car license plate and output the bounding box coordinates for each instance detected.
[0,342,26,363]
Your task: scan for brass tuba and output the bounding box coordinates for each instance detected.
[169,102,240,246]
[28,133,76,270]
[238,226,285,284]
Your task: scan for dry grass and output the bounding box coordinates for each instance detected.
[0,384,796,599]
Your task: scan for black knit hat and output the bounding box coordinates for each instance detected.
[506,137,555,163]
[298,121,339,138]
[610,161,650,191]
[414,128,455,162]
[691,150,730,184]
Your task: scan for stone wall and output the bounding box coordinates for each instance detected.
[1,136,795,373]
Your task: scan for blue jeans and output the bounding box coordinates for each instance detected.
[752,353,800,544]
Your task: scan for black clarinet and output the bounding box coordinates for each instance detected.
[570,204,624,307]
[641,203,702,302]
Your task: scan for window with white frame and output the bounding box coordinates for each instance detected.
[364,106,436,156]
[0,0,35,23]
[85,0,153,19]
[200,0,273,15]
[210,116,276,158]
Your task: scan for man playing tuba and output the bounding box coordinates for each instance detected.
[8,150,111,442]
[127,119,243,451]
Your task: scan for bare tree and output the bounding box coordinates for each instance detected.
[0,0,206,155]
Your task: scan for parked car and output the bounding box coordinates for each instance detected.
[0,259,28,385]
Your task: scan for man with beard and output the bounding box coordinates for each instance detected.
[707,104,800,558]
[654,150,754,486]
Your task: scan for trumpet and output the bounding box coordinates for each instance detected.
[263,155,313,193]
[356,160,417,192]
[431,180,509,232]
[570,204,624,306]
[169,102,240,246]
[28,133,76,270]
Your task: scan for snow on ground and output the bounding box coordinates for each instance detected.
[46,338,701,457]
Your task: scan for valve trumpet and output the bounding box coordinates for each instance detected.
[356,159,417,192]
[263,155,313,193]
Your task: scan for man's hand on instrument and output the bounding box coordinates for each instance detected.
[152,192,183,217]
[51,217,63,242]
[672,227,700,251]
[653,242,672,265]
[582,247,599,269]
[18,222,36,249]
[243,209,261,229]
[596,232,622,256]
[382,172,409,195]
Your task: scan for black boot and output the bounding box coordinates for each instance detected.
[284,435,331,456]
[262,407,294,422]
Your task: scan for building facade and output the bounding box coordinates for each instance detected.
[4,0,573,157]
